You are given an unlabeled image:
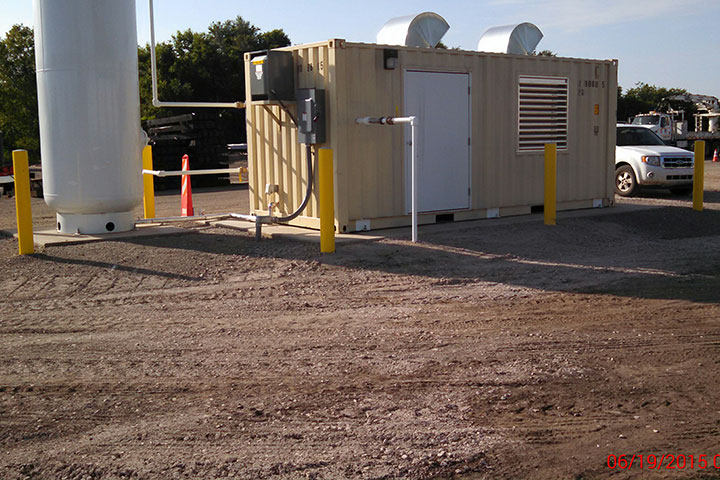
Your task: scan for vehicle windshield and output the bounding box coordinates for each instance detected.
[632,115,660,126]
[617,126,666,146]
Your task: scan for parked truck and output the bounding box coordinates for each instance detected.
[630,93,720,155]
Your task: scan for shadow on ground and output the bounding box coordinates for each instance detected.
[632,187,720,205]
[65,204,719,305]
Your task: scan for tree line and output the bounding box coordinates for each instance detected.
[0,21,702,163]
[617,83,694,123]
[0,18,288,164]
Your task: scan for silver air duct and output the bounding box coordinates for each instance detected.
[477,22,543,55]
[376,12,450,48]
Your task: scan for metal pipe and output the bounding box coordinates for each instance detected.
[355,115,419,242]
[255,216,263,241]
[229,213,257,222]
[135,213,233,224]
[136,212,267,225]
[136,211,275,243]
[246,144,313,240]
[148,0,244,110]
[142,167,243,177]
[356,116,414,125]
[410,116,418,243]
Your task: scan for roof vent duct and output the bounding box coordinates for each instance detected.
[376,12,450,48]
[477,22,543,55]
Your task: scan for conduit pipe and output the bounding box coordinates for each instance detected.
[356,116,419,242]
[148,0,244,109]
[142,167,244,177]
[251,144,315,240]
[135,213,234,224]
[145,4,317,239]
[135,212,258,224]
[142,145,312,240]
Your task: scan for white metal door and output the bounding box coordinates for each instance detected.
[404,71,470,213]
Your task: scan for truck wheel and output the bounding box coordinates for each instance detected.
[615,165,637,197]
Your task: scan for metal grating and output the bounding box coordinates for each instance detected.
[518,75,568,152]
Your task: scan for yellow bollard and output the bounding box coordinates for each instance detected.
[142,145,156,219]
[693,140,705,212]
[544,143,557,226]
[318,148,335,253]
[12,150,34,255]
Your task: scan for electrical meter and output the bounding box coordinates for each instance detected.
[296,89,326,144]
[249,50,294,101]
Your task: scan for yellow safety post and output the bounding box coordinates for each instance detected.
[12,150,34,255]
[142,145,156,219]
[544,143,557,226]
[318,148,335,253]
[693,140,705,212]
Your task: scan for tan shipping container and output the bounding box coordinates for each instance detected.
[244,40,618,233]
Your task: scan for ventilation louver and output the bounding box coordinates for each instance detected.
[518,76,568,152]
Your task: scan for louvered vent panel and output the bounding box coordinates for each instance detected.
[518,76,568,152]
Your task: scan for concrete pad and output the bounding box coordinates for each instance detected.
[355,203,662,240]
[212,219,385,244]
[3,224,190,247]
[214,204,660,244]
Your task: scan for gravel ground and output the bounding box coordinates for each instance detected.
[1,163,720,479]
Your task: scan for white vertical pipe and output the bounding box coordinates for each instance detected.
[147,0,243,109]
[148,0,159,104]
[410,117,418,243]
[354,115,419,242]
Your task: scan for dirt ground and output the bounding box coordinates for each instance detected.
[2,164,720,479]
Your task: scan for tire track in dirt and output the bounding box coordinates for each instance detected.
[3,189,720,478]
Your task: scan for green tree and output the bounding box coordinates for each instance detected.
[0,18,290,164]
[617,82,692,122]
[138,17,290,121]
[0,24,39,163]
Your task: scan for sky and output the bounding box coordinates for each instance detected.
[2,0,719,97]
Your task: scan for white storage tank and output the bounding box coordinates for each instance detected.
[33,0,144,234]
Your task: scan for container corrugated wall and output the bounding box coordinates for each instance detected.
[245,40,617,233]
[245,41,336,230]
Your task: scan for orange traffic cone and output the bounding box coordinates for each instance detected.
[713,149,718,163]
[180,154,193,216]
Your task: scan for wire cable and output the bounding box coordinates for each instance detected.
[270,89,298,127]
[276,144,314,222]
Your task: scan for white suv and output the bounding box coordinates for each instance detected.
[615,124,694,197]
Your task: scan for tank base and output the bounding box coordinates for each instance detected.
[56,211,135,235]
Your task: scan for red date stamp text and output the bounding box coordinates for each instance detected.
[608,454,720,471]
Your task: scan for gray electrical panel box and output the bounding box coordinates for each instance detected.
[249,50,294,101]
[297,89,326,144]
